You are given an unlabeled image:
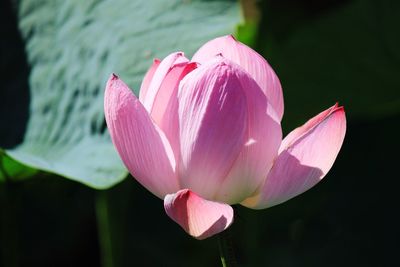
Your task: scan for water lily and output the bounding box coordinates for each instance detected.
[104,35,346,240]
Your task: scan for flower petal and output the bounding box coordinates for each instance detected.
[215,73,282,204]
[242,104,346,209]
[139,59,160,102]
[155,62,198,165]
[142,52,189,113]
[151,62,197,127]
[192,35,284,120]
[164,189,234,240]
[104,74,179,198]
[178,58,248,200]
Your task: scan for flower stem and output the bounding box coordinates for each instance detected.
[95,191,115,267]
[217,228,237,267]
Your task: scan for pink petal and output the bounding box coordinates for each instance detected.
[192,35,284,120]
[139,59,160,102]
[142,52,189,113]
[178,58,248,201]
[164,189,234,240]
[151,62,197,127]
[155,62,198,165]
[214,71,282,204]
[242,104,346,209]
[104,74,179,198]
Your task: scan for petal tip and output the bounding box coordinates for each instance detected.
[330,103,346,122]
[227,34,237,41]
[111,73,119,80]
[332,102,344,111]
[105,74,133,98]
[336,104,345,113]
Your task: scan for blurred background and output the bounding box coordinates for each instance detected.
[0,0,399,266]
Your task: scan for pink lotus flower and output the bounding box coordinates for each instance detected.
[104,35,346,240]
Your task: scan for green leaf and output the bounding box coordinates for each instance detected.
[2,0,241,188]
[0,149,37,182]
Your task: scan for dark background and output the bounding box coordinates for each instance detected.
[1,0,399,266]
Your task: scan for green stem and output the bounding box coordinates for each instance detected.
[95,191,114,267]
[218,228,237,267]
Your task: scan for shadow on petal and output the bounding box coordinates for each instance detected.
[197,216,229,240]
[243,152,324,209]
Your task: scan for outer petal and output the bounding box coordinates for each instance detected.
[164,189,234,240]
[104,74,179,198]
[142,52,189,113]
[178,58,248,201]
[213,61,282,204]
[242,104,346,209]
[139,59,160,102]
[192,35,284,120]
